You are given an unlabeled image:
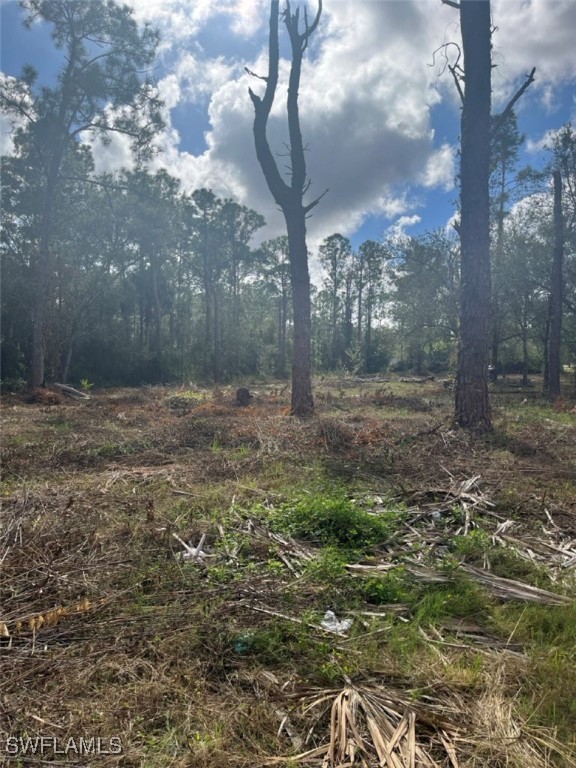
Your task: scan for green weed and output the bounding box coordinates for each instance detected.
[269,491,403,554]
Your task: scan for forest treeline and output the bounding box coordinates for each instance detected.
[2,139,574,388]
[1,1,575,390]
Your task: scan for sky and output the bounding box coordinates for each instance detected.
[1,0,576,251]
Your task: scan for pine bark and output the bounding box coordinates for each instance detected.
[455,0,492,430]
[249,0,321,417]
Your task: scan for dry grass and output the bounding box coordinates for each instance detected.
[1,377,575,766]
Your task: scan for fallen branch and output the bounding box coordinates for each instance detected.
[52,383,90,399]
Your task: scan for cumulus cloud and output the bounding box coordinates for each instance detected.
[127,0,460,246]
[418,144,456,191]
[491,0,576,100]
[5,0,572,246]
[434,0,576,109]
[121,0,574,247]
[130,0,268,49]
[386,215,422,239]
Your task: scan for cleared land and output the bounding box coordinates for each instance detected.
[1,377,575,767]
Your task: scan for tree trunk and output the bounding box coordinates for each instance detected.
[248,0,321,417]
[213,286,222,383]
[542,301,550,395]
[151,258,163,381]
[30,156,61,387]
[365,290,373,372]
[521,317,529,387]
[286,209,314,415]
[455,0,492,430]
[547,170,564,400]
[61,336,75,385]
[278,285,288,379]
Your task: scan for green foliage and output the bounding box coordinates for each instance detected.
[0,378,27,393]
[303,546,349,580]
[415,579,492,623]
[270,491,403,553]
[357,570,412,605]
[79,378,94,392]
[231,620,332,672]
[451,531,552,588]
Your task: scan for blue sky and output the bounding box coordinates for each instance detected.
[1,0,575,251]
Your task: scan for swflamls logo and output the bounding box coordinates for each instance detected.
[3,736,123,756]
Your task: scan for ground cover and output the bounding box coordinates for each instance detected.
[1,377,575,766]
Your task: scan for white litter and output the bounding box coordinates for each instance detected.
[321,610,353,635]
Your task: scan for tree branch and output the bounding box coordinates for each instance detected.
[493,67,536,136]
[244,67,267,83]
[448,64,464,105]
[249,0,289,206]
[304,187,329,215]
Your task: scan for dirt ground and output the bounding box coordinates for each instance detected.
[1,377,575,767]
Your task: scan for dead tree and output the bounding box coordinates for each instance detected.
[248,0,324,417]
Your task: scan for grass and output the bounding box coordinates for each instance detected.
[268,489,404,553]
[1,376,575,766]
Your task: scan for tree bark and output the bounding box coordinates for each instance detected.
[454,0,492,430]
[150,257,163,381]
[547,170,564,400]
[30,153,62,387]
[278,275,289,379]
[248,0,321,417]
[286,208,314,415]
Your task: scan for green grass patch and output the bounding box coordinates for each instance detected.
[451,532,556,590]
[268,490,404,554]
[492,602,576,743]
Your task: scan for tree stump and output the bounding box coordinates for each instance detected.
[236,387,253,407]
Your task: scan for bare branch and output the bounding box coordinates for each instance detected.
[304,187,329,214]
[244,67,267,83]
[429,42,462,75]
[249,1,289,206]
[492,67,536,136]
[307,0,323,37]
[441,0,461,8]
[448,64,464,105]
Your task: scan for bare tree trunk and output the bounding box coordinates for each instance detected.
[547,170,564,400]
[542,301,550,394]
[521,316,529,387]
[151,258,163,381]
[248,0,322,417]
[213,286,222,383]
[286,209,314,414]
[61,336,75,384]
[31,157,61,387]
[454,0,492,430]
[278,279,289,379]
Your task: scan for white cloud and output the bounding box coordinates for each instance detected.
[130,0,458,246]
[128,0,573,246]
[6,0,573,246]
[526,122,576,156]
[90,131,135,175]
[130,0,268,49]
[0,72,34,154]
[386,215,422,239]
[492,0,576,98]
[419,143,456,190]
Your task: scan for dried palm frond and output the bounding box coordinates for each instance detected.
[265,681,459,767]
